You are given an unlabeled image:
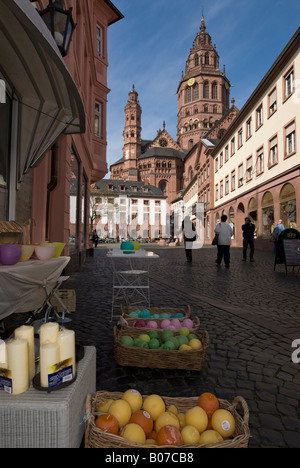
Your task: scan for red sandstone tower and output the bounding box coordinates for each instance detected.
[177,15,231,149]
[122,84,141,180]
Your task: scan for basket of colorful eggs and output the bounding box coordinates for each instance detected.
[120,313,200,334]
[121,305,192,325]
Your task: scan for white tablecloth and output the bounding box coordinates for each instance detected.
[0,256,70,320]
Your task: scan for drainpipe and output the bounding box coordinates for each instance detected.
[46,143,59,239]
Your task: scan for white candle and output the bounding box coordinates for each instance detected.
[39,322,59,346]
[57,329,76,377]
[40,342,60,388]
[0,340,7,369]
[14,325,35,381]
[7,338,29,395]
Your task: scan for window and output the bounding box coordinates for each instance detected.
[246,156,253,181]
[215,157,218,172]
[225,145,229,162]
[268,88,277,116]
[96,25,104,58]
[220,180,224,198]
[203,81,209,99]
[215,184,219,201]
[246,117,252,139]
[231,137,235,156]
[219,152,223,167]
[284,67,294,99]
[269,136,278,166]
[256,104,263,129]
[285,121,296,157]
[95,101,102,137]
[238,164,243,187]
[256,147,264,175]
[225,175,229,195]
[238,128,243,148]
[212,82,218,99]
[193,83,199,100]
[231,170,236,191]
[185,87,191,103]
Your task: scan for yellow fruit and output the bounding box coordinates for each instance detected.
[143,394,166,421]
[168,404,178,415]
[179,344,192,351]
[108,399,132,427]
[199,429,224,445]
[145,438,157,445]
[122,389,143,413]
[177,412,185,428]
[120,423,146,445]
[185,406,208,433]
[155,411,180,433]
[96,398,114,413]
[211,409,236,438]
[189,338,202,349]
[181,425,200,444]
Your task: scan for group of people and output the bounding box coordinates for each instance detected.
[182,215,286,266]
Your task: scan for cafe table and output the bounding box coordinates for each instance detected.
[0,256,70,321]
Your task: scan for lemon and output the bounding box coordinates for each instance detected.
[189,338,202,349]
[155,411,180,433]
[185,406,208,433]
[143,394,166,421]
[181,425,200,444]
[179,344,192,351]
[122,389,143,413]
[211,409,236,438]
[109,399,132,427]
[121,423,146,445]
[199,429,223,445]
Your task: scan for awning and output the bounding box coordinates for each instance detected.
[0,0,85,183]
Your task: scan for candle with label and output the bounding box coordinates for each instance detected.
[14,325,35,381]
[7,338,29,395]
[39,322,59,346]
[57,329,76,377]
[40,342,60,388]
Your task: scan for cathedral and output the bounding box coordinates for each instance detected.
[109,15,239,207]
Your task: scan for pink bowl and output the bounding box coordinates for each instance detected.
[0,244,22,265]
[34,245,56,261]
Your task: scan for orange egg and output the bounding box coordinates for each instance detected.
[95,413,119,435]
[197,392,220,418]
[129,410,154,436]
[156,425,182,447]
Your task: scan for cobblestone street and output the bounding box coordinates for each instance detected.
[64,244,300,448]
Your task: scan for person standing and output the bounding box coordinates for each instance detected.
[272,219,285,253]
[242,217,255,261]
[182,215,196,263]
[214,214,233,267]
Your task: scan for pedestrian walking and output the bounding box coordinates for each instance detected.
[182,215,197,263]
[92,230,99,248]
[242,217,255,261]
[214,214,233,267]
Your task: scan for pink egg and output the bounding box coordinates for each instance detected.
[171,318,182,329]
[160,319,171,329]
[147,320,158,329]
[182,318,194,330]
[167,325,176,331]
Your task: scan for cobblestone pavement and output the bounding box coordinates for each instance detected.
[62,244,300,448]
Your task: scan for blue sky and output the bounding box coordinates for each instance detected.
[106,0,300,176]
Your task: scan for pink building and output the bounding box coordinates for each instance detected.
[0,0,123,272]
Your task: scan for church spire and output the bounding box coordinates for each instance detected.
[200,14,206,33]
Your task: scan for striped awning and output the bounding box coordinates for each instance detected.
[0,221,23,234]
[0,0,85,182]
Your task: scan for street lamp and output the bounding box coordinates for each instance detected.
[39,0,76,57]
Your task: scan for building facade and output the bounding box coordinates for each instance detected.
[0,0,123,272]
[212,27,300,249]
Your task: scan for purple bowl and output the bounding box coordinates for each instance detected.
[0,244,22,265]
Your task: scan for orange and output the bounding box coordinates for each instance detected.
[129,410,154,436]
[95,413,119,435]
[197,392,220,418]
[156,425,182,446]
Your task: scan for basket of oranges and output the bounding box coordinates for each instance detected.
[84,389,250,448]
[113,326,209,371]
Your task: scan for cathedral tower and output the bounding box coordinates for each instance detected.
[177,15,231,149]
[122,84,141,180]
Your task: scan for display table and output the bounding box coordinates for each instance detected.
[107,248,159,320]
[0,256,70,321]
[0,346,96,448]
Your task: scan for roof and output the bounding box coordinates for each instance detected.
[138,146,188,161]
[95,179,166,198]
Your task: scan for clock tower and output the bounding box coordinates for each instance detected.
[177,15,231,149]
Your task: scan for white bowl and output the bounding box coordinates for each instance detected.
[34,245,56,261]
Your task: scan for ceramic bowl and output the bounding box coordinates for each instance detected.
[19,244,35,262]
[53,242,65,258]
[0,244,22,265]
[34,245,56,261]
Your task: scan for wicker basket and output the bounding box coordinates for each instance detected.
[121,305,192,325]
[50,289,76,312]
[114,326,209,371]
[85,391,250,448]
[120,314,200,334]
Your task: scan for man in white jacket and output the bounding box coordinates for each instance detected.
[214,214,233,267]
